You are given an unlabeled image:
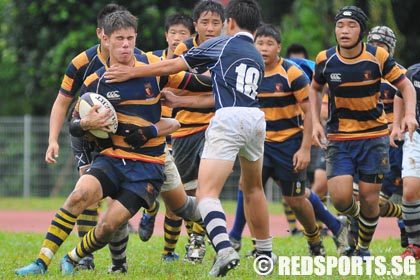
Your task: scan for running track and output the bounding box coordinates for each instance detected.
[0,210,400,239]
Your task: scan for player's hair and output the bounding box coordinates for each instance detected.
[103,10,138,36]
[255,24,281,44]
[192,0,225,23]
[97,4,127,29]
[367,26,397,56]
[165,13,195,35]
[286,43,308,59]
[225,0,262,33]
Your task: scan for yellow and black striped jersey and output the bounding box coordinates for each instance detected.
[59,44,143,99]
[170,35,214,138]
[313,43,405,140]
[258,58,310,143]
[76,53,208,164]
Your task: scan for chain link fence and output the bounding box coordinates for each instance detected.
[0,116,281,201]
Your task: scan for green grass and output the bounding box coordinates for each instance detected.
[1,197,419,279]
[1,233,419,279]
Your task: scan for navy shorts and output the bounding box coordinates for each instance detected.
[307,145,326,184]
[263,135,307,196]
[86,154,164,209]
[172,131,205,184]
[326,136,390,179]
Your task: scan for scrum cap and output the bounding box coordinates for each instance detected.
[335,6,368,37]
[367,26,397,56]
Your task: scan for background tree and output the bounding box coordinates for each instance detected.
[0,0,418,117]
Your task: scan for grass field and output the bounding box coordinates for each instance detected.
[1,197,419,279]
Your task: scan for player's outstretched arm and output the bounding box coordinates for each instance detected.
[105,57,188,83]
[161,90,214,109]
[155,118,180,136]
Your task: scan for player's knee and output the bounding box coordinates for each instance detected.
[65,188,92,208]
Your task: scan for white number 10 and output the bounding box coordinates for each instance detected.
[235,63,260,99]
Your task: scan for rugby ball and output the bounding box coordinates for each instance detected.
[78,92,118,139]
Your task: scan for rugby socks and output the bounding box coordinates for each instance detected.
[357,212,379,250]
[198,198,230,253]
[402,199,420,246]
[308,191,340,235]
[229,190,246,241]
[37,208,77,268]
[108,222,129,266]
[192,222,206,236]
[185,220,194,236]
[283,200,299,233]
[341,197,360,218]
[145,201,158,216]
[304,226,321,244]
[317,195,328,230]
[162,215,183,256]
[69,228,107,262]
[256,237,273,257]
[381,200,402,219]
[77,206,99,239]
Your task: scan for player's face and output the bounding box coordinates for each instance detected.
[107,27,137,66]
[369,41,390,53]
[254,35,281,68]
[335,18,360,48]
[166,24,192,52]
[194,11,223,44]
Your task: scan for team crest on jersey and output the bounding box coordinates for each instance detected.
[275,83,283,93]
[383,90,390,99]
[144,83,154,98]
[364,70,372,80]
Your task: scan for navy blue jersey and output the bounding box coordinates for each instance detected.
[182,32,265,110]
[258,58,310,142]
[405,63,420,133]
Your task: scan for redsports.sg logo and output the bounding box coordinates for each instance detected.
[254,255,416,276]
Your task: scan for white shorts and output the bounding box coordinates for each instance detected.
[202,107,265,161]
[161,148,182,192]
[402,131,420,178]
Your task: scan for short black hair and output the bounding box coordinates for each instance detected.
[225,0,262,33]
[103,10,138,36]
[192,0,225,22]
[165,13,195,35]
[286,43,308,59]
[97,4,127,28]
[255,24,281,44]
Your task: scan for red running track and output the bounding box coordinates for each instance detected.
[0,210,400,239]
